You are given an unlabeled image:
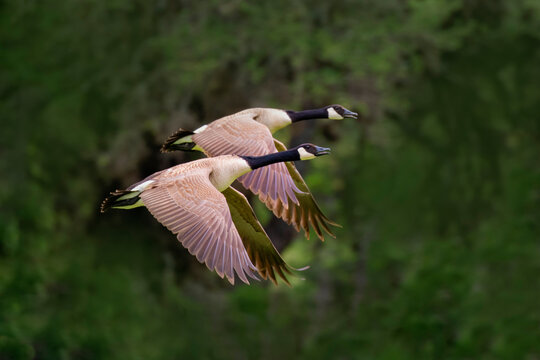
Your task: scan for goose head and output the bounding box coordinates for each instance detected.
[293,143,331,160]
[325,105,358,120]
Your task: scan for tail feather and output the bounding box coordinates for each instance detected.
[100,190,142,213]
[161,128,196,152]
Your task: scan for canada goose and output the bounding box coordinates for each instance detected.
[161,105,357,240]
[101,143,331,285]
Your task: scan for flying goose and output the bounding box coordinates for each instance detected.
[161,105,357,241]
[101,143,331,285]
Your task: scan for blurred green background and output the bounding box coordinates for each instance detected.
[1,1,539,359]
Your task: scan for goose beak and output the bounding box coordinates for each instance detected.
[315,146,331,156]
[343,108,358,119]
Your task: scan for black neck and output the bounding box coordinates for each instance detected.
[286,108,327,123]
[241,150,300,170]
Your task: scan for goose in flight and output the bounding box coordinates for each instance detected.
[161,105,357,240]
[101,143,331,285]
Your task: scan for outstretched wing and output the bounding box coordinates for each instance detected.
[140,171,258,285]
[222,187,308,285]
[264,139,341,241]
[191,114,301,208]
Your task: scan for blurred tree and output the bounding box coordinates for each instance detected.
[1,0,539,359]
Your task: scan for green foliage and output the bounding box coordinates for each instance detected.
[1,0,539,358]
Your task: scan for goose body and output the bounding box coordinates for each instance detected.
[161,105,357,240]
[234,108,292,133]
[101,144,330,285]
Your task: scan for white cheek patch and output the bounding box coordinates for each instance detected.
[327,108,343,120]
[194,125,208,133]
[132,180,154,192]
[298,147,316,160]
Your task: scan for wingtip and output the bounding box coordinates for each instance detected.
[329,221,342,228]
[275,266,291,286]
[282,264,310,284]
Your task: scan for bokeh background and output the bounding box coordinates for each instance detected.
[2,1,540,359]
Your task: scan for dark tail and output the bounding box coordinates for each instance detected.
[161,128,196,153]
[100,190,141,213]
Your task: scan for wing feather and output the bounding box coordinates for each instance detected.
[191,114,301,208]
[140,173,257,285]
[261,139,342,241]
[222,187,308,285]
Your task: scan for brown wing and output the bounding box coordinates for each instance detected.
[266,139,341,241]
[192,114,301,207]
[140,171,258,285]
[223,187,309,285]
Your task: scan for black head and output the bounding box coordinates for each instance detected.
[291,143,331,160]
[325,104,358,120]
